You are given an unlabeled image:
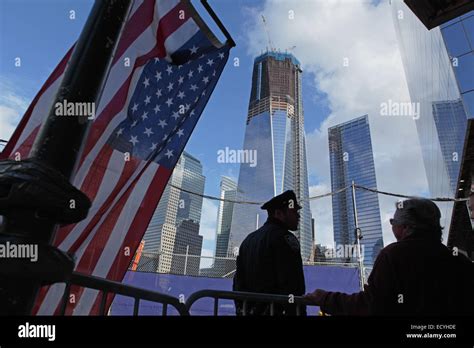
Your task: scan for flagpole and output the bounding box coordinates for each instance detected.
[0,0,133,315]
[200,0,236,47]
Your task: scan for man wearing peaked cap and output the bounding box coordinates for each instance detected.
[261,190,302,213]
[233,190,306,315]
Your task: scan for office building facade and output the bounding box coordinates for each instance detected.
[141,152,205,273]
[392,0,473,241]
[329,115,384,266]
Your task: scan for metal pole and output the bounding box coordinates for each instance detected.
[200,0,236,47]
[184,245,189,275]
[351,181,365,289]
[0,0,133,315]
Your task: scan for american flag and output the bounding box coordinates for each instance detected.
[1,0,230,315]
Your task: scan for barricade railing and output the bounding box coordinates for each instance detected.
[58,272,189,316]
[185,289,316,316]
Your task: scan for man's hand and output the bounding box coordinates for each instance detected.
[304,289,328,305]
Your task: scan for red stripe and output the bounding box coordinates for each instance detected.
[32,285,52,315]
[0,46,74,159]
[112,0,155,65]
[88,165,171,315]
[76,3,189,170]
[7,126,40,160]
[53,146,114,247]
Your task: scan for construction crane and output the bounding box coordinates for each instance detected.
[261,15,275,52]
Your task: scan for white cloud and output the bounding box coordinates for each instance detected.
[0,81,29,144]
[309,184,333,247]
[244,0,434,248]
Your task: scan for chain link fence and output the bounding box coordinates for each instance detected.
[130,250,361,279]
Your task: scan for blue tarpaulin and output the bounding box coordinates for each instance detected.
[110,266,361,316]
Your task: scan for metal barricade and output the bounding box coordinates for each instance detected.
[185,289,316,316]
[58,272,189,316]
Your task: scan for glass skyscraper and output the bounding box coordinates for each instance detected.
[141,151,205,273]
[432,99,468,194]
[228,51,313,261]
[392,0,473,240]
[329,115,384,266]
[215,176,237,258]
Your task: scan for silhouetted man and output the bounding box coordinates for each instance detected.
[305,198,474,315]
[233,190,306,315]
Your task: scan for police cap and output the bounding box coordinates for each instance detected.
[261,190,302,211]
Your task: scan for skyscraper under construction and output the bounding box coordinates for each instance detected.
[228,51,313,261]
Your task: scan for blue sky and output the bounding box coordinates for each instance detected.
[1,0,442,260]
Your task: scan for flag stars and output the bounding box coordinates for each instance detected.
[177,129,184,138]
[155,71,162,81]
[131,120,138,127]
[150,142,158,151]
[190,45,198,55]
[129,135,139,146]
[156,89,162,98]
[218,52,225,59]
[144,95,151,105]
[188,70,194,79]
[154,57,160,63]
[116,128,124,136]
[172,111,180,120]
[144,128,153,137]
[197,65,203,73]
[131,103,138,113]
[167,82,174,92]
[206,59,214,67]
[165,149,174,158]
[190,84,198,91]
[153,104,161,114]
[178,76,184,84]
[212,70,216,77]
[142,77,150,88]
[141,111,148,120]
[177,91,185,99]
[165,97,173,107]
[190,110,196,117]
[166,65,173,75]
[158,119,168,128]
[202,76,209,84]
